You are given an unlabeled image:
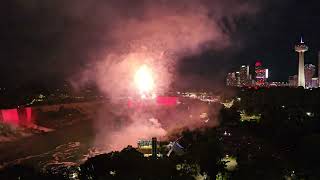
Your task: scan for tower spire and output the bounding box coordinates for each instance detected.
[300,36,304,44]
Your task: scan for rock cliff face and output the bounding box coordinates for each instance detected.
[0,108,33,126]
[33,101,103,115]
[0,101,103,127]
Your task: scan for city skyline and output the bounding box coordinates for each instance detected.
[226,61,320,88]
[227,37,320,88]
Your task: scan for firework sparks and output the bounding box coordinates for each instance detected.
[134,64,155,97]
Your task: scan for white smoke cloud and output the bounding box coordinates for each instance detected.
[64,0,259,152]
[107,117,167,151]
[11,0,259,152]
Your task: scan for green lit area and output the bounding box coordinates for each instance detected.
[221,155,238,171]
[240,111,261,122]
[222,100,234,109]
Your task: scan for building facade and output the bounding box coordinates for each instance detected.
[239,65,250,87]
[288,75,298,87]
[304,64,316,88]
[255,61,268,86]
[226,72,237,86]
[311,78,319,88]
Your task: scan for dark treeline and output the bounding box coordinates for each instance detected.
[237,87,320,113]
[222,87,320,179]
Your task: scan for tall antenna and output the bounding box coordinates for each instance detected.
[300,36,304,44]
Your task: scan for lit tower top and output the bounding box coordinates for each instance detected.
[294,36,308,88]
[295,37,308,53]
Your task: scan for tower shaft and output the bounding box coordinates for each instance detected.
[318,51,320,87]
[298,52,305,88]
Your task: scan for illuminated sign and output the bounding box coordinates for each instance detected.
[138,140,152,148]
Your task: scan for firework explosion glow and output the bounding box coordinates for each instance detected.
[134,64,155,98]
[65,0,259,153]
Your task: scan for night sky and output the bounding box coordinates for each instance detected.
[4,0,320,89]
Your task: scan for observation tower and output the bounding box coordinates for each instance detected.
[295,37,308,88]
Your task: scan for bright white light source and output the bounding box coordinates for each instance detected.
[110,171,116,176]
[265,69,269,78]
[224,131,228,136]
[134,64,154,96]
[222,155,238,171]
[69,172,78,179]
[200,112,208,119]
[306,112,313,117]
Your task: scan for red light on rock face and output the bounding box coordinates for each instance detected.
[2,109,19,125]
[156,96,177,106]
[26,107,32,124]
[128,100,133,108]
[128,99,142,108]
[1,107,33,126]
[127,96,178,108]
